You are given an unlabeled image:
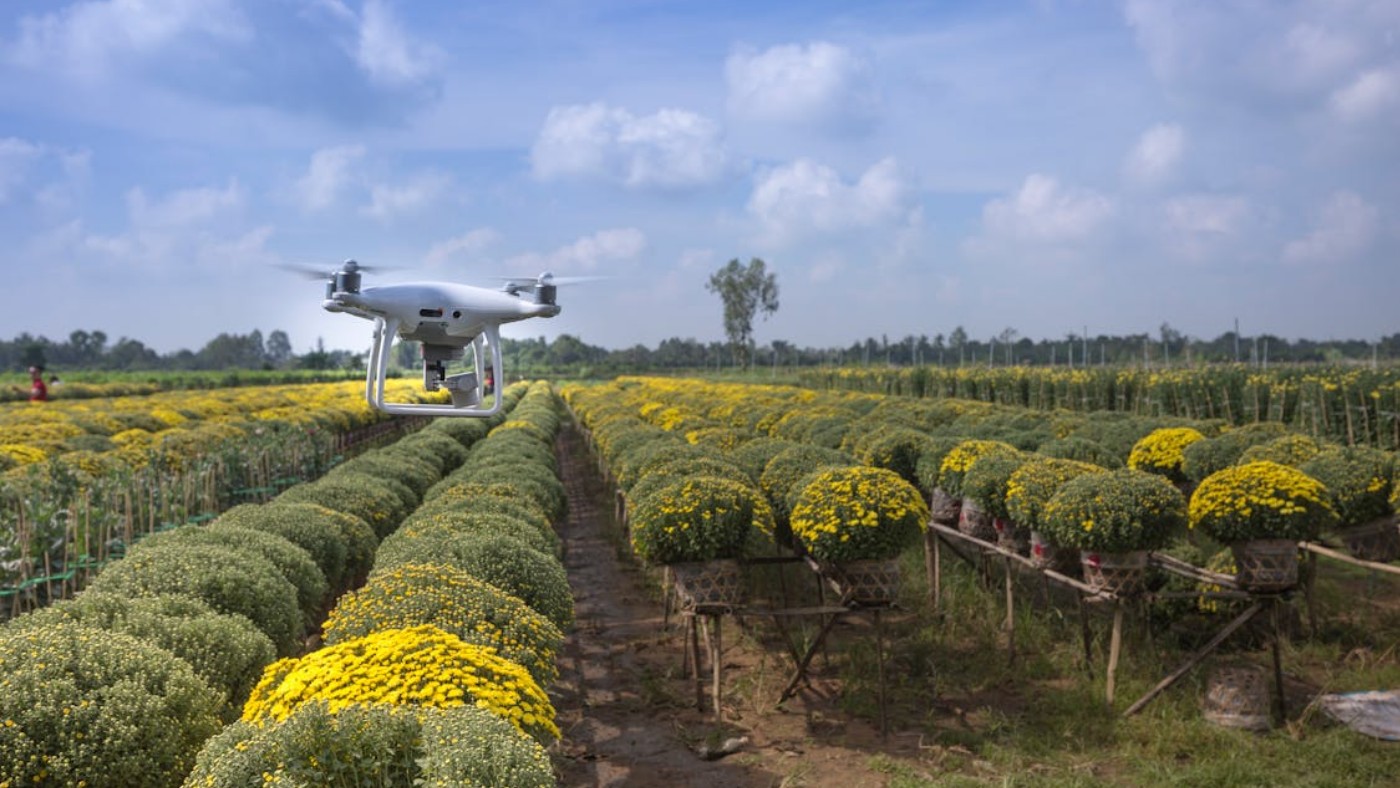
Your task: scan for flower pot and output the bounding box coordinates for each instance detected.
[1080,550,1149,596]
[1030,530,1079,574]
[833,558,901,606]
[1202,662,1272,732]
[1230,539,1300,593]
[670,559,745,609]
[993,517,1029,554]
[958,497,997,542]
[930,487,961,526]
[1337,516,1400,564]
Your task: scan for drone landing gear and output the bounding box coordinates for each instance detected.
[365,319,504,418]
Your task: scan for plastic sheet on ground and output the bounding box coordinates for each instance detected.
[1318,690,1400,741]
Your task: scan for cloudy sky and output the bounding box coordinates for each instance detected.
[1,0,1397,355]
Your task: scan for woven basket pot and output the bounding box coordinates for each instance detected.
[930,487,962,526]
[671,559,746,609]
[1203,662,1272,731]
[958,497,997,542]
[1030,530,1080,575]
[993,517,1030,554]
[1080,549,1149,596]
[833,558,901,606]
[1230,539,1300,593]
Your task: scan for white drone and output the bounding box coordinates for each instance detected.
[297,260,584,417]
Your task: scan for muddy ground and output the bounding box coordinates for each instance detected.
[551,428,952,788]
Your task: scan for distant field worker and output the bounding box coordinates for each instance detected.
[28,365,47,401]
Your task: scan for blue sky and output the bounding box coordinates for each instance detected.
[1,0,1397,355]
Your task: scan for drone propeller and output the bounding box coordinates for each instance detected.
[278,260,402,280]
[494,272,609,288]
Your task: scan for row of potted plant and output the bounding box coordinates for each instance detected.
[0,382,571,785]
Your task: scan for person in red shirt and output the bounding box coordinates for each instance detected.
[28,366,47,402]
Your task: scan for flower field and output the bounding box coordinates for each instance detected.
[0,380,449,613]
[798,364,1400,450]
[0,380,572,785]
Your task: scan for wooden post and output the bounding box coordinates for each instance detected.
[1004,555,1016,665]
[1078,594,1094,678]
[1270,599,1287,726]
[875,608,888,737]
[690,614,704,710]
[924,528,939,612]
[711,614,723,718]
[1122,601,1263,717]
[1106,603,1124,707]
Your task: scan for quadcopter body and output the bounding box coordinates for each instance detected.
[315,260,566,417]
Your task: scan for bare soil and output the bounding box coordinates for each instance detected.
[551,428,943,788]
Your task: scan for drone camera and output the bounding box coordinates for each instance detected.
[441,371,482,408]
[534,284,558,306]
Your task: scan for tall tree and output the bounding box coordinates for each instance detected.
[705,257,779,368]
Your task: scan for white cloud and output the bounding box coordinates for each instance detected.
[1283,190,1378,264]
[127,179,245,228]
[0,138,43,202]
[1164,194,1249,235]
[506,228,646,274]
[978,174,1113,243]
[1124,123,1185,185]
[9,0,250,78]
[1331,67,1400,121]
[355,0,443,87]
[295,145,365,211]
[726,41,879,129]
[360,171,451,221]
[747,157,910,246]
[424,228,500,269]
[531,103,728,189]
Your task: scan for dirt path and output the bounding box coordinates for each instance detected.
[551,428,935,788]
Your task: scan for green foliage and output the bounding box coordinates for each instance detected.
[324,563,564,688]
[446,462,566,521]
[626,455,752,509]
[1181,424,1289,483]
[328,448,441,499]
[0,621,224,788]
[1300,447,1395,527]
[706,257,779,367]
[186,702,554,788]
[729,437,800,484]
[1043,468,1187,552]
[1238,433,1325,467]
[127,524,327,629]
[914,435,964,495]
[1037,436,1123,468]
[388,508,560,560]
[629,476,775,563]
[4,592,274,714]
[938,439,1019,499]
[759,444,854,523]
[86,541,303,655]
[277,475,410,539]
[790,466,929,562]
[373,531,573,631]
[1127,427,1206,485]
[960,450,1032,521]
[851,426,931,487]
[390,429,471,474]
[211,501,357,593]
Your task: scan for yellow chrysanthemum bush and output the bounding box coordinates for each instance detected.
[241,624,559,744]
[937,439,1020,499]
[211,501,375,594]
[1004,457,1108,532]
[1180,423,1289,484]
[1127,427,1205,485]
[961,449,1033,523]
[1042,468,1187,552]
[276,475,410,539]
[758,444,855,526]
[0,621,224,788]
[1188,460,1338,544]
[629,476,776,564]
[186,701,554,788]
[391,507,559,557]
[321,563,564,688]
[790,466,930,563]
[1237,433,1324,468]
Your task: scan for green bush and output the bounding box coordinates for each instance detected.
[415,486,553,534]
[211,502,356,592]
[1300,447,1395,527]
[391,429,472,473]
[961,450,1033,521]
[630,476,775,563]
[852,426,932,487]
[0,622,223,787]
[1037,436,1123,469]
[277,476,410,539]
[729,437,800,484]
[759,445,854,523]
[323,563,564,687]
[1238,434,1324,468]
[372,531,572,630]
[126,525,327,628]
[938,439,1019,499]
[329,449,441,499]
[390,508,560,557]
[1005,457,1108,532]
[86,541,303,656]
[914,436,965,495]
[449,463,565,521]
[3,592,274,714]
[427,416,491,448]
[626,456,752,509]
[1181,423,1288,483]
[186,702,553,788]
[1043,468,1187,552]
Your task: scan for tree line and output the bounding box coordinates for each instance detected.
[6,323,1399,379]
